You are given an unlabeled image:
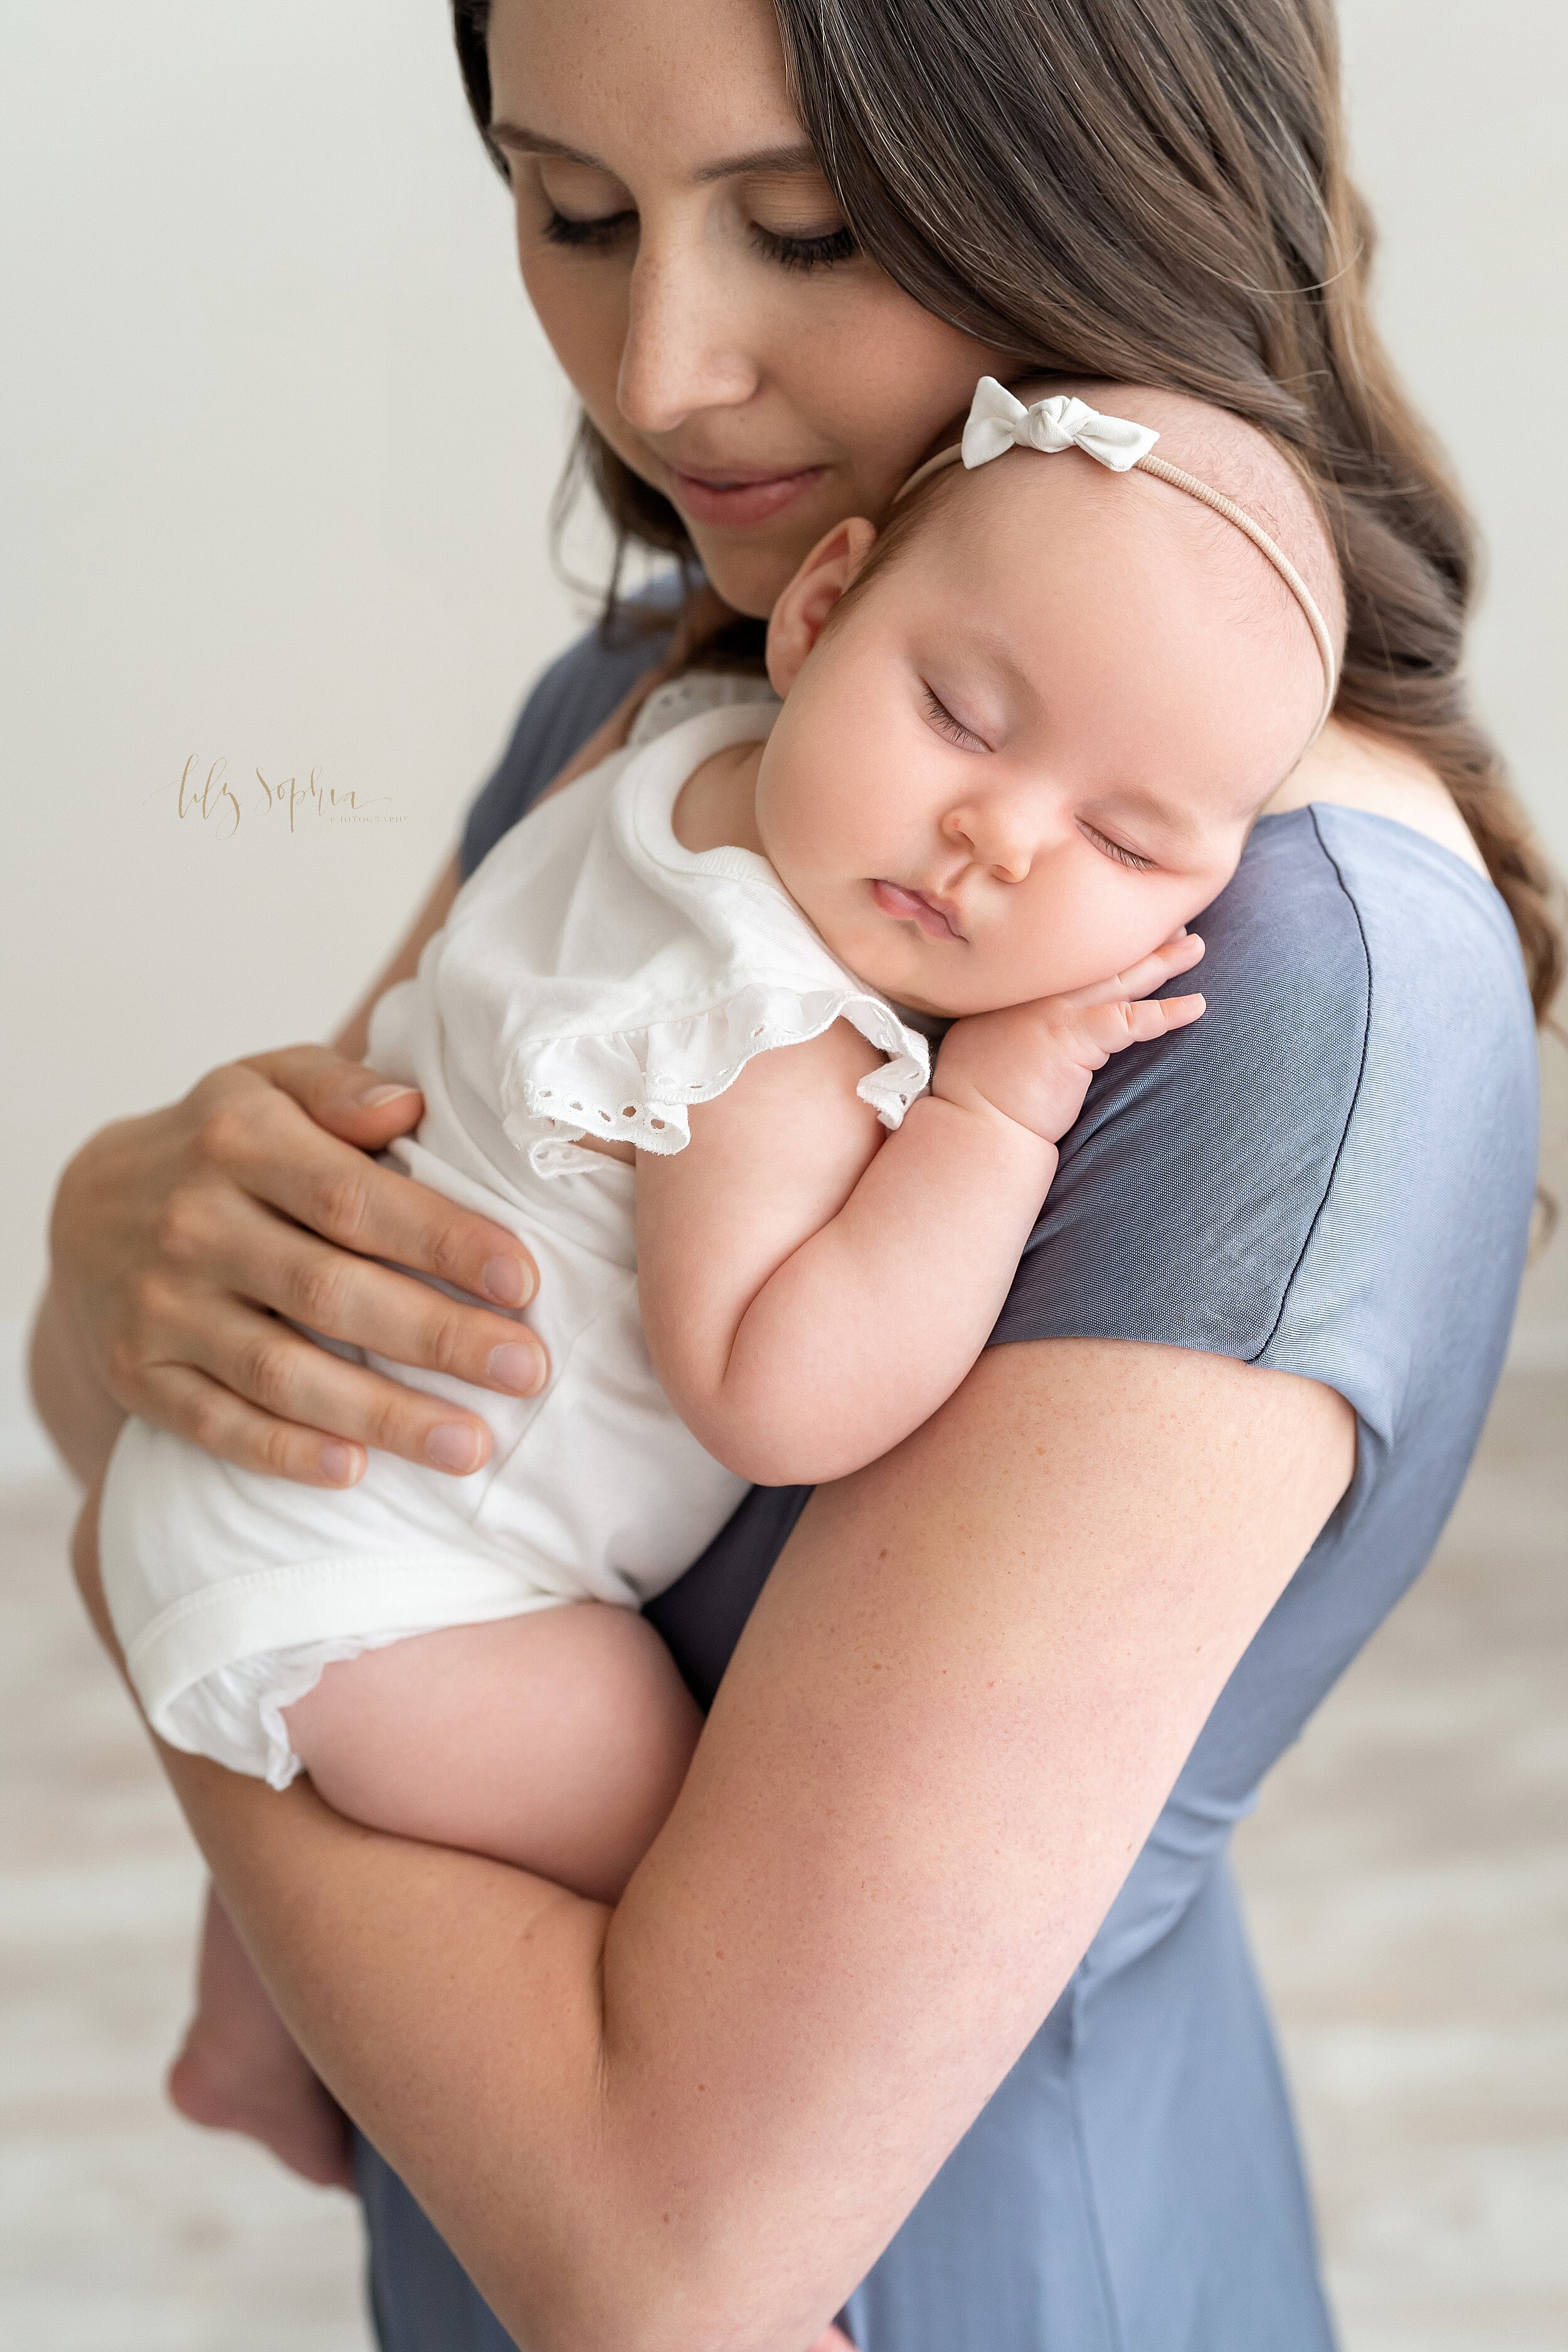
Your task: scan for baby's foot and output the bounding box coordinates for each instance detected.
[168,2013,354,2188]
[807,2330,857,2351]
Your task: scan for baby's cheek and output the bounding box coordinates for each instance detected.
[1012,881,1191,999]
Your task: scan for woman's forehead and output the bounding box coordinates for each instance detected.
[488,0,808,174]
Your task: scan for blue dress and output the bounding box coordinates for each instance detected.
[356,616,1539,2350]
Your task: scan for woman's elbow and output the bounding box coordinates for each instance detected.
[497,2237,763,2352]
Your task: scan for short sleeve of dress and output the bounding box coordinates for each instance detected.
[995,804,1539,1459]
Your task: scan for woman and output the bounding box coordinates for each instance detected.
[34,0,1557,2344]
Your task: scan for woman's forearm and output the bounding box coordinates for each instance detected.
[122,1340,1354,2352]
[28,1276,124,1487]
[161,1749,869,2352]
[161,1759,645,2349]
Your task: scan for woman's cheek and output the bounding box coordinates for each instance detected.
[517,241,628,429]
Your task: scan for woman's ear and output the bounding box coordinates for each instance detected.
[765,517,878,697]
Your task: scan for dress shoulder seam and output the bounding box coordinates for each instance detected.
[1248,805,1374,1362]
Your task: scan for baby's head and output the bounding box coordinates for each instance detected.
[753,378,1345,1017]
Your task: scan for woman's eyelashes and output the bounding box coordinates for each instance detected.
[541,206,635,253]
[749,222,859,273]
[538,208,857,274]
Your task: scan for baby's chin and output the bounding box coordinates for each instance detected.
[803,891,1084,1018]
[817,930,1034,1020]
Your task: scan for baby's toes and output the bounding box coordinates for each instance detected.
[167,2037,354,2188]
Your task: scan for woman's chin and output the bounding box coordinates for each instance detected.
[683,530,801,622]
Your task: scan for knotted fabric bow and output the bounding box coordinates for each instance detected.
[961,378,1161,474]
[894,373,1338,741]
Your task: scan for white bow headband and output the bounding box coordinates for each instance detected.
[897,376,1338,738]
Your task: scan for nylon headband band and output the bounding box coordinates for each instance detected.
[894,388,1338,743]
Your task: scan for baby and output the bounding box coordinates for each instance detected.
[99,376,1342,2186]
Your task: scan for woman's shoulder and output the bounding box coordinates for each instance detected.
[1262,716,1491,878]
[996,803,1539,1433]
[460,592,684,880]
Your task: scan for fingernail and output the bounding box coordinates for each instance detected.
[319,1442,363,1485]
[358,1082,420,1109]
[488,1341,544,1396]
[426,1423,484,1473]
[481,1255,531,1307]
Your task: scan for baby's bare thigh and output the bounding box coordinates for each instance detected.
[284,1605,701,1904]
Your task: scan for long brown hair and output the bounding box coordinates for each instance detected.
[451,0,1562,1017]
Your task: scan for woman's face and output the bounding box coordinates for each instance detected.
[486,0,1018,616]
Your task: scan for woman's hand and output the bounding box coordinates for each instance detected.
[44,1045,548,1490]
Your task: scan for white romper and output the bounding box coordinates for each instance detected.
[100,683,930,1787]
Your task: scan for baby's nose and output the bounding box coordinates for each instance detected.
[943,802,1037,883]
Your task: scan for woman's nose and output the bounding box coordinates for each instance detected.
[616,234,762,437]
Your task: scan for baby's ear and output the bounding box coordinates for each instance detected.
[765,517,878,697]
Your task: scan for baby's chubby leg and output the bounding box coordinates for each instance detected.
[169,1887,356,2186]
[285,1601,702,1904]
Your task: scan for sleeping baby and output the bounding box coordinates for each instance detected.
[98,374,1343,2189]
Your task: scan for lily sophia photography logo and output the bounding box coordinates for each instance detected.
[170,755,406,838]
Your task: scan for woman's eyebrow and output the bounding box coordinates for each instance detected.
[692,142,822,184]
[489,122,599,166]
[486,122,821,186]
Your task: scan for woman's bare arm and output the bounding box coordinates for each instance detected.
[100,1335,1353,2352]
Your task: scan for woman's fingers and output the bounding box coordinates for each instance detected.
[115,1267,519,1485]
[135,1359,374,1488]
[132,1258,548,1483]
[172,1291,521,1481]
[242,1045,427,1147]
[54,1054,553,1480]
[201,1067,538,1311]
[194,1200,549,1407]
[1065,931,1205,1010]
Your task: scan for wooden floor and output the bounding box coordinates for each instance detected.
[2,1374,1564,2349]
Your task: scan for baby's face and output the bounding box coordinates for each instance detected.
[755,452,1323,1016]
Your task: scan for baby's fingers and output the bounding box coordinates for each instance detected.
[1067,932,1205,1010]
[1101,990,1206,1049]
[1081,983,1213,1058]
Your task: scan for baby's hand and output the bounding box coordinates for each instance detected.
[932,933,1207,1145]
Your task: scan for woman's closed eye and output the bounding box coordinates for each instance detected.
[541,205,636,253]
[750,221,858,273]
[538,209,857,274]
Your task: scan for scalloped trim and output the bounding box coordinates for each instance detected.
[501,982,929,1169]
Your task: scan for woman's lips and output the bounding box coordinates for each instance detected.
[870,879,963,942]
[664,464,827,530]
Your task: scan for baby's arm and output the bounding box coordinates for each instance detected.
[637,935,1204,1485]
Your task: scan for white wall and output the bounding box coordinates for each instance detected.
[3,1,1565,1385]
